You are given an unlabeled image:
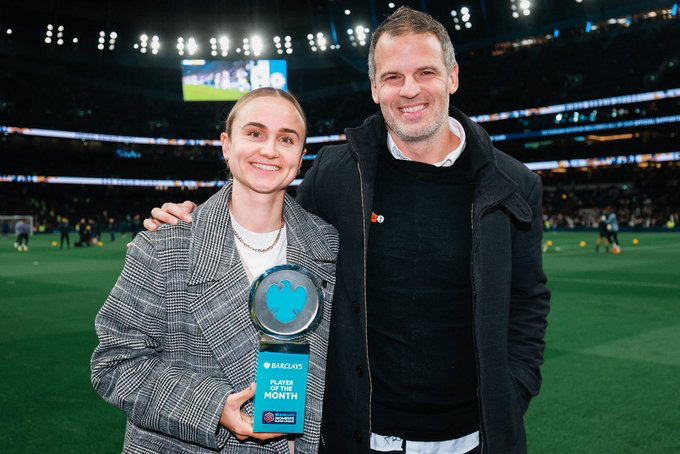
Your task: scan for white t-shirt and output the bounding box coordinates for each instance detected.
[230,213,287,281]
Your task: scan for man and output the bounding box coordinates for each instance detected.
[15,218,30,252]
[147,7,549,453]
[59,217,71,249]
[595,214,609,252]
[606,208,620,252]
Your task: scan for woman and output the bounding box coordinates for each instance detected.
[91,88,338,453]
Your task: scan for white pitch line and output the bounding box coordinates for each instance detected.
[550,277,680,289]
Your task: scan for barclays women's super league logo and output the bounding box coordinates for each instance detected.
[265,280,307,324]
[249,264,323,339]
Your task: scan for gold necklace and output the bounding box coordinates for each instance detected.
[233,223,285,253]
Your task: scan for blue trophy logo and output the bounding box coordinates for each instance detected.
[265,280,307,324]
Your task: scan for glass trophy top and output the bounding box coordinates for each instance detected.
[249,264,324,339]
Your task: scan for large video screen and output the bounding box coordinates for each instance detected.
[181,59,288,101]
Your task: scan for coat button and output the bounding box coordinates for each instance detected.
[321,279,328,288]
[353,303,360,313]
[353,431,362,442]
[355,365,363,377]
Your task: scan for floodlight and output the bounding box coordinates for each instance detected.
[6,29,12,35]
[72,37,78,43]
[110,32,117,39]
[345,9,351,15]
[285,35,291,41]
[388,3,395,9]
[187,37,197,55]
[286,48,292,54]
[210,37,217,44]
[140,34,148,41]
[274,36,281,43]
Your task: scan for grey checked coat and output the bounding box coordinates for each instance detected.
[91,183,338,454]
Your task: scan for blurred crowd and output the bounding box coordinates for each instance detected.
[542,164,680,229]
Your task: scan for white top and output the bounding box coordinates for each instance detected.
[378,115,479,453]
[387,116,467,167]
[230,213,287,281]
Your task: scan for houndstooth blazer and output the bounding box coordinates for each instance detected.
[91,182,338,454]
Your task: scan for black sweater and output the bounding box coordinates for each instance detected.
[366,146,479,441]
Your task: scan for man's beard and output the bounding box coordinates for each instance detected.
[382,103,449,144]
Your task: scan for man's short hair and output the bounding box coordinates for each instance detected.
[368,6,457,82]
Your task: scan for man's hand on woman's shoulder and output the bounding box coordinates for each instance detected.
[144,200,197,231]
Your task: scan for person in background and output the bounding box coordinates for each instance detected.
[595,214,609,252]
[59,217,70,249]
[15,219,30,252]
[606,208,621,252]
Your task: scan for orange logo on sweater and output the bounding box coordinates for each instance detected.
[371,212,385,223]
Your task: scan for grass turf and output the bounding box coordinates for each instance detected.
[1,231,679,452]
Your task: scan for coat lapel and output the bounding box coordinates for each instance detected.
[187,183,259,389]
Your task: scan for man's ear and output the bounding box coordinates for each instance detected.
[371,80,380,105]
[448,64,460,95]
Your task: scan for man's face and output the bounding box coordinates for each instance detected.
[371,32,458,144]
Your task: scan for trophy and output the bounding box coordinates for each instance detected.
[249,264,324,433]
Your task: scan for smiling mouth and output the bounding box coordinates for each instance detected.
[251,162,280,171]
[399,104,426,113]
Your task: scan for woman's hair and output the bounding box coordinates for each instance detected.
[224,87,307,143]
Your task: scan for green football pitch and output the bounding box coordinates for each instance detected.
[182,84,247,101]
[1,232,679,452]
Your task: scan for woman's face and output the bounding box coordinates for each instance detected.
[221,95,306,196]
